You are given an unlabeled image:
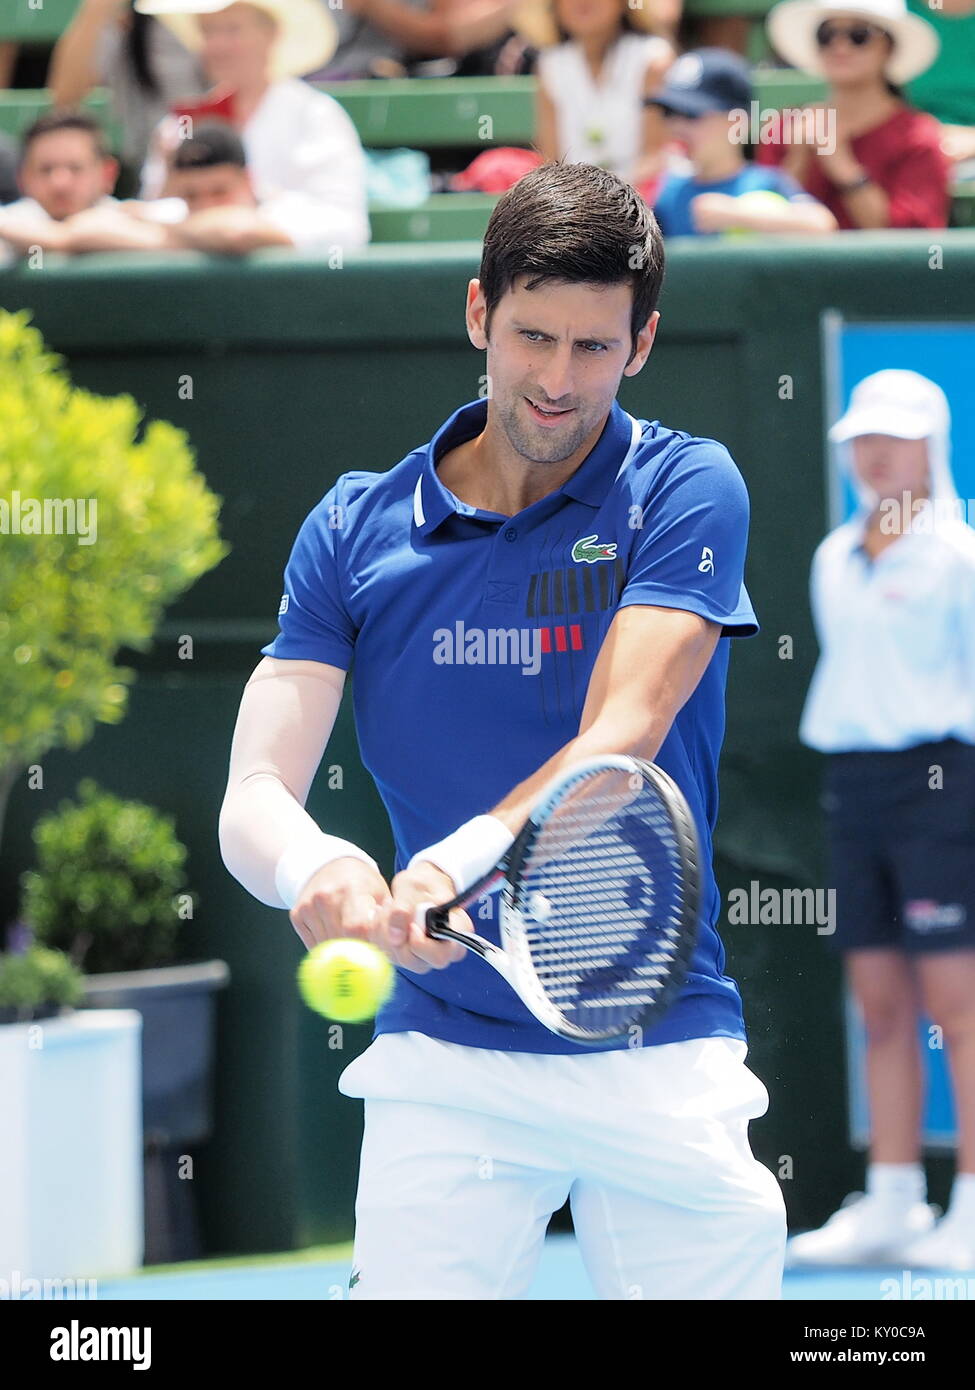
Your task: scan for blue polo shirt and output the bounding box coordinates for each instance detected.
[262,397,758,1053]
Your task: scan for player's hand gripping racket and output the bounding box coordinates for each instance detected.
[423,754,701,1045]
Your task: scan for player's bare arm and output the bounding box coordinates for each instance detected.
[219,655,464,967]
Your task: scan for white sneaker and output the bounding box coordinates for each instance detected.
[786,1192,936,1267]
[897,1214,975,1271]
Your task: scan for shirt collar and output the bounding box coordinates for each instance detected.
[413,398,643,538]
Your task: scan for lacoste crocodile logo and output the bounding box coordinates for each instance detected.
[571,534,618,564]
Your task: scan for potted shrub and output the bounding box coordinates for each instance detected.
[0,308,227,851]
[0,944,84,1024]
[20,780,229,1263]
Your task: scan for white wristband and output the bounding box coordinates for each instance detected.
[275,832,379,910]
[407,815,515,895]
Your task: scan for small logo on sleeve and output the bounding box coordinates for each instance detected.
[698,547,715,575]
[278,593,290,615]
[571,534,618,564]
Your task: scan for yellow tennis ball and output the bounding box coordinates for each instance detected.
[725,189,790,238]
[297,939,394,1023]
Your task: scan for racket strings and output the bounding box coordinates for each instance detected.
[512,773,691,1033]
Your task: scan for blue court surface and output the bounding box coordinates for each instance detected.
[87,1235,972,1301]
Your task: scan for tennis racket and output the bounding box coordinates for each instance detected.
[424,754,701,1046]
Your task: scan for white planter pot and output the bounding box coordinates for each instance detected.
[0,1009,143,1285]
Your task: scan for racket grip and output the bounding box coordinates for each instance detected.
[424,904,451,937]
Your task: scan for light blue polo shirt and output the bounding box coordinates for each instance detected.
[263,397,758,1053]
[653,164,812,238]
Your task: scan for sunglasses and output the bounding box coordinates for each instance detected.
[815,19,888,47]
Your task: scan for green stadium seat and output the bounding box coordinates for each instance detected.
[951,183,975,229]
[317,73,828,146]
[321,77,535,147]
[0,0,81,44]
[0,87,118,145]
[0,74,829,148]
[369,192,499,243]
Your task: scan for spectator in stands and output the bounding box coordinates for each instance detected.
[135,0,369,249]
[759,0,950,229]
[0,132,19,204]
[793,370,975,1270]
[906,0,975,168]
[35,120,346,255]
[49,0,207,182]
[0,110,119,263]
[313,0,527,80]
[530,0,678,195]
[648,49,837,235]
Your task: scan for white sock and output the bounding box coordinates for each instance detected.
[947,1173,975,1222]
[866,1162,926,1204]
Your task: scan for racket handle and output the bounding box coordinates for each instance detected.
[424,905,451,937]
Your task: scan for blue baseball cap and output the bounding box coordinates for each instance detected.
[645,48,753,117]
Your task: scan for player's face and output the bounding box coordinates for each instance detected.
[852,434,929,499]
[19,131,114,221]
[170,164,255,212]
[470,275,657,466]
[198,3,277,86]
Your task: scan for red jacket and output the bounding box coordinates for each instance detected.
[755,105,949,230]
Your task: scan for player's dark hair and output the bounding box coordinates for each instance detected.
[172,121,248,172]
[479,161,665,364]
[20,109,109,162]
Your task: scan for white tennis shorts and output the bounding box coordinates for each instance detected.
[337,1030,787,1300]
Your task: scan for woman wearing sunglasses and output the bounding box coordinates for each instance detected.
[757,0,949,229]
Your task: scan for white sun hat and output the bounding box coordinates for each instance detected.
[133,0,338,82]
[829,369,950,443]
[829,369,957,513]
[766,0,940,86]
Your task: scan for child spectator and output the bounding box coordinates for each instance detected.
[760,0,949,229]
[531,0,677,193]
[648,49,837,236]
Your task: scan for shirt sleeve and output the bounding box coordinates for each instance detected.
[769,168,817,204]
[881,135,950,229]
[265,94,370,250]
[617,439,758,636]
[261,481,358,669]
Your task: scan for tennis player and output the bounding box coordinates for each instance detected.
[219,160,787,1300]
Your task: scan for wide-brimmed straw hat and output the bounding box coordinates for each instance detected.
[133,0,338,82]
[766,0,939,86]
